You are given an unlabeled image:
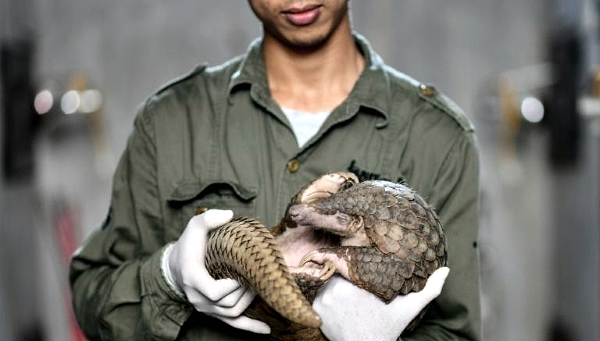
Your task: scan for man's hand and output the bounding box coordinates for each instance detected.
[313,267,450,341]
[163,209,271,334]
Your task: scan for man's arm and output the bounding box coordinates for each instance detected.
[69,108,191,341]
[404,131,482,340]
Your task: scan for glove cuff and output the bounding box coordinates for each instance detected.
[161,242,186,300]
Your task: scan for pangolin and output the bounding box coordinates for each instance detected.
[204,172,447,341]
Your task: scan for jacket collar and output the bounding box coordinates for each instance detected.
[228,33,390,122]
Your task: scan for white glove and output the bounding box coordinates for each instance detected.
[313,267,450,341]
[162,209,271,334]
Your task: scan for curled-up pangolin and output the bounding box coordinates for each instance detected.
[204,172,447,341]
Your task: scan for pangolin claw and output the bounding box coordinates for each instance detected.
[298,251,338,281]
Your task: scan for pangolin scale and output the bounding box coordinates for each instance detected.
[204,172,447,341]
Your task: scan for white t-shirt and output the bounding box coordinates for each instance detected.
[281,107,332,148]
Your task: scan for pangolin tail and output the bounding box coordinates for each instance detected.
[205,217,321,329]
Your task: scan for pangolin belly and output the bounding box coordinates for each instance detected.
[203,172,447,341]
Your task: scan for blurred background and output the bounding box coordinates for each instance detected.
[0,0,598,340]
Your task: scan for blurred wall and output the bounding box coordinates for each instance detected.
[33,1,262,160]
[6,1,594,341]
[1,0,43,341]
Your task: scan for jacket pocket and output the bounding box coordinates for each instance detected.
[167,179,258,229]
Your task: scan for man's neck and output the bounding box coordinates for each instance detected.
[263,23,365,113]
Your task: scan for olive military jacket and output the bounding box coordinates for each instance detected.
[70,34,482,341]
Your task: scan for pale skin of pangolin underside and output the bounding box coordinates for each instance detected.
[204,172,448,341]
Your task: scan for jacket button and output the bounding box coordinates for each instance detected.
[287,159,301,173]
[419,84,435,97]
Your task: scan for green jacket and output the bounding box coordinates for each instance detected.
[70,34,481,341]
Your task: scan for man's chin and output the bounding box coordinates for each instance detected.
[280,33,331,52]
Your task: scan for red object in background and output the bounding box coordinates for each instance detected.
[54,203,88,341]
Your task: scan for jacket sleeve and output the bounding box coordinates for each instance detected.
[69,105,192,341]
[403,131,482,341]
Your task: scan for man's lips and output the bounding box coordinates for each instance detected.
[283,6,322,26]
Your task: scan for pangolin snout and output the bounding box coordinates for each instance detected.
[286,204,332,227]
[286,204,307,222]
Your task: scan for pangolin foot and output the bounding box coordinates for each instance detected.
[299,250,349,281]
[298,172,358,204]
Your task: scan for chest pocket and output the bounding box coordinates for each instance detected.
[167,179,258,230]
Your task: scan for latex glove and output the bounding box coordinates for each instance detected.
[162,209,271,334]
[313,267,450,341]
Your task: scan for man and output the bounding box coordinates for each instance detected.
[70,1,482,340]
